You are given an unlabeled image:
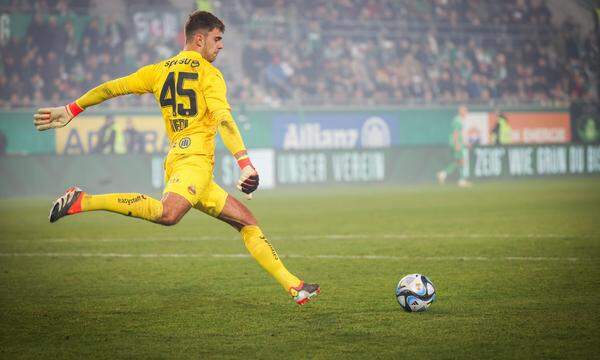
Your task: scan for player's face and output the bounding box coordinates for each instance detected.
[201,28,224,63]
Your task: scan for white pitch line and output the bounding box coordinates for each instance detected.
[22,232,600,243]
[0,252,586,262]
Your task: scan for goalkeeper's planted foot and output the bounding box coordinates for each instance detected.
[290,281,321,305]
[49,186,84,223]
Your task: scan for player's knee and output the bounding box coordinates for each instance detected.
[240,214,258,227]
[229,212,258,231]
[159,217,179,226]
[157,208,182,226]
[237,207,258,227]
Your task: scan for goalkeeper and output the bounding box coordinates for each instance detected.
[33,11,319,305]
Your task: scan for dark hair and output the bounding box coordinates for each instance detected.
[185,11,225,42]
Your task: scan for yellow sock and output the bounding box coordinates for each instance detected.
[81,193,163,222]
[240,225,302,292]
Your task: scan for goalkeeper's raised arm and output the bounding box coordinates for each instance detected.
[33,64,158,131]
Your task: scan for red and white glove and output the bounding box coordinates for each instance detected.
[33,102,83,131]
[236,155,259,198]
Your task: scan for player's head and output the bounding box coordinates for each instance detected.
[458,105,468,119]
[185,11,225,63]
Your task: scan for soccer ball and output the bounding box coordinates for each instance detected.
[395,274,436,312]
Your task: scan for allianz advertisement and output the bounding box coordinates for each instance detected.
[273,114,399,150]
[213,111,398,188]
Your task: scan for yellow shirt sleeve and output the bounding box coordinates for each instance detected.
[75,64,158,109]
[217,111,246,156]
[204,69,246,155]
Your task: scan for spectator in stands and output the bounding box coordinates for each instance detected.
[26,13,46,51]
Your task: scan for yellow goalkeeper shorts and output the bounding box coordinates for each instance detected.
[163,153,228,218]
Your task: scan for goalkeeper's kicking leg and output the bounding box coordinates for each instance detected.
[215,194,320,305]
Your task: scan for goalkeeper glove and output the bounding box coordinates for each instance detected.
[33,102,83,131]
[236,155,259,196]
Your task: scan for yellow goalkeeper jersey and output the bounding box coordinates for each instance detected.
[74,50,245,157]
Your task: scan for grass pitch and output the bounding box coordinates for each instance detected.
[1,178,599,359]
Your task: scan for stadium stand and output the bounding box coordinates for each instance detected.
[0,0,597,108]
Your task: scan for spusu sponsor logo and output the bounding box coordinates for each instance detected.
[279,116,393,150]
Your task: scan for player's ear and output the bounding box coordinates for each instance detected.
[195,32,205,48]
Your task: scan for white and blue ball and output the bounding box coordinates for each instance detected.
[395,274,436,312]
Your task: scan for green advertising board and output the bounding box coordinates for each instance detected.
[0,111,54,154]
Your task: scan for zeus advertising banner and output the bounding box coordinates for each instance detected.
[469,144,600,178]
[273,114,399,150]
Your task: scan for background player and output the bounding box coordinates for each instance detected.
[32,11,319,305]
[437,105,472,187]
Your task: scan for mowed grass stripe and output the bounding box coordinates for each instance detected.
[6,232,598,243]
[0,252,585,262]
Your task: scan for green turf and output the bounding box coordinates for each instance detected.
[1,178,599,359]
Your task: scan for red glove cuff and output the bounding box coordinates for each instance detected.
[67,102,84,118]
[237,156,252,169]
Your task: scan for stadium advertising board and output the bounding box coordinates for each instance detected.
[214,150,389,187]
[276,151,386,184]
[273,114,399,150]
[54,115,169,155]
[469,144,600,178]
[463,112,571,145]
[216,149,276,190]
[53,113,269,155]
[0,109,572,155]
[395,109,455,145]
[463,112,490,145]
[0,154,159,198]
[4,145,599,197]
[151,150,277,190]
[491,112,570,144]
[0,111,54,154]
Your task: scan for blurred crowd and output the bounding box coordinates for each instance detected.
[0,0,598,109]
[230,0,598,106]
